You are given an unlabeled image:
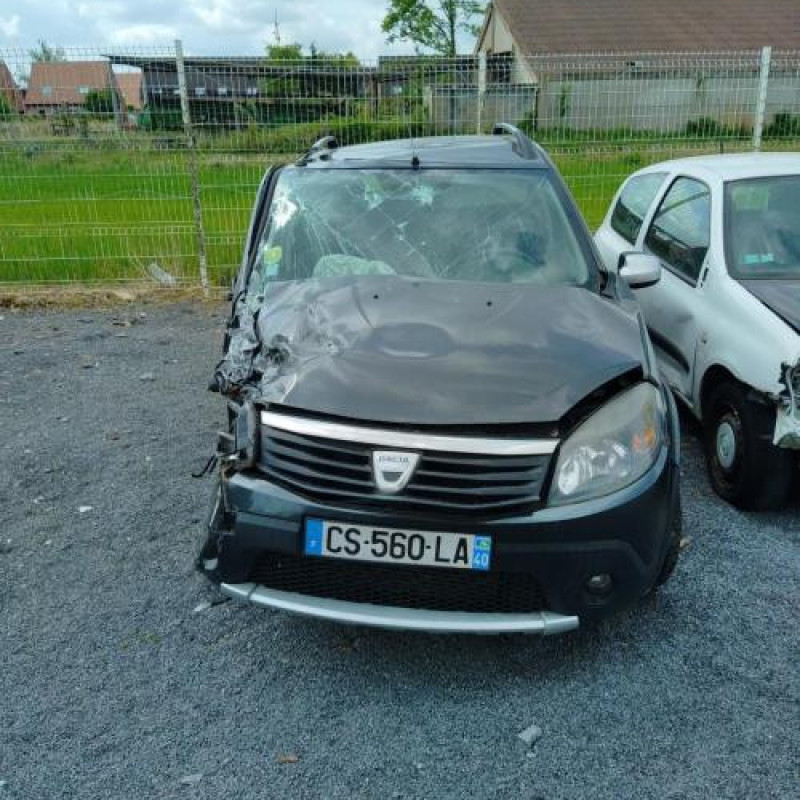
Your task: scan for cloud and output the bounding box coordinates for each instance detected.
[0,14,20,38]
[0,0,476,60]
[107,23,179,46]
[188,0,252,33]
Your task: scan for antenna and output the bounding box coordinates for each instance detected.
[273,10,281,45]
[406,83,418,166]
[408,123,419,168]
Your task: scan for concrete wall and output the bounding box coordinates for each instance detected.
[532,74,800,132]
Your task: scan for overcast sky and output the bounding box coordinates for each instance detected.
[0,0,477,61]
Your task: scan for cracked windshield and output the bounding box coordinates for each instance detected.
[248,168,592,300]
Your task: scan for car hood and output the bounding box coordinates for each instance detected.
[216,277,645,426]
[739,279,800,335]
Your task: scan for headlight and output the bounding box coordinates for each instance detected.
[549,383,665,506]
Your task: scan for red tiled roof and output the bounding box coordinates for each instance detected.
[115,72,143,110]
[25,61,113,107]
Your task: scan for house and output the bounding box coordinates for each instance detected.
[0,60,23,113]
[475,0,800,132]
[107,55,374,127]
[25,61,116,114]
[476,0,800,60]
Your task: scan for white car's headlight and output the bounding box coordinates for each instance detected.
[549,383,665,506]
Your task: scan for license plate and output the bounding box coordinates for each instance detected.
[304,518,491,571]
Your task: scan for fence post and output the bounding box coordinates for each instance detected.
[477,52,487,134]
[106,61,124,134]
[753,45,772,152]
[175,39,210,295]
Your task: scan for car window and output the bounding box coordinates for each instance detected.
[246,167,596,301]
[610,172,667,245]
[644,177,710,283]
[725,175,800,279]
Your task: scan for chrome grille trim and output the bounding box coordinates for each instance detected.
[261,410,559,456]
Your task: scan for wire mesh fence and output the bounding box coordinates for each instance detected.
[1,44,799,288]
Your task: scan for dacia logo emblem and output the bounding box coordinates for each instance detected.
[372,450,420,494]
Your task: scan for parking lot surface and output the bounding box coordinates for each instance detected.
[2,303,799,800]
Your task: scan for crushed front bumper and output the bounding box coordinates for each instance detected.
[199,448,679,634]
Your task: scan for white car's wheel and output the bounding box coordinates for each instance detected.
[715,420,738,470]
[705,381,794,510]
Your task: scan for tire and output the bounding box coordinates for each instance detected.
[655,496,682,587]
[704,380,793,510]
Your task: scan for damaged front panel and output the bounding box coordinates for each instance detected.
[212,165,644,430]
[212,276,646,429]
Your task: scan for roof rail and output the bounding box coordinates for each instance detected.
[310,135,339,153]
[296,135,339,166]
[492,123,538,160]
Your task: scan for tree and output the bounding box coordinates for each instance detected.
[309,43,360,66]
[28,40,66,62]
[85,88,114,114]
[0,94,14,118]
[266,43,304,61]
[263,41,361,100]
[265,41,360,65]
[382,0,485,56]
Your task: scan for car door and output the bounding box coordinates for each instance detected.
[634,176,712,400]
[594,171,669,271]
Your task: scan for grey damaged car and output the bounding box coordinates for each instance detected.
[198,126,683,634]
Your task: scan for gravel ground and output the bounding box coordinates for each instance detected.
[1,303,799,800]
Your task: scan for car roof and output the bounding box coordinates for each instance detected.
[636,152,800,182]
[300,134,550,170]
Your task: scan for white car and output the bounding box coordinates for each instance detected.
[595,154,800,509]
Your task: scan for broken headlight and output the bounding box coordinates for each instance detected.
[549,383,664,506]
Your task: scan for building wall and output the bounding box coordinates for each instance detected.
[478,7,515,54]
[533,73,800,132]
[477,7,536,84]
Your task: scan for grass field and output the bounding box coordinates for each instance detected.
[0,133,791,286]
[0,145,262,285]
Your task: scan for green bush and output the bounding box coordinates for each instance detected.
[139,106,183,132]
[519,114,753,144]
[764,112,800,138]
[0,94,15,118]
[197,116,450,156]
[683,117,749,139]
[85,88,114,115]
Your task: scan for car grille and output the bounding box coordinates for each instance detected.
[258,425,552,516]
[249,553,546,614]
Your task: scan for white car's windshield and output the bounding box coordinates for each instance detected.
[247,167,594,296]
[725,175,800,279]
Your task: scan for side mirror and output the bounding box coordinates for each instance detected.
[618,252,661,289]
